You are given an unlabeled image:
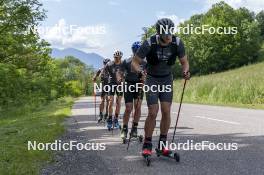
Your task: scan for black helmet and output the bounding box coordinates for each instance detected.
[103,58,110,65]
[155,18,175,35]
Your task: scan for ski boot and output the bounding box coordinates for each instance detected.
[97,113,104,123]
[120,127,128,144]
[113,118,121,130]
[129,126,143,142]
[103,113,108,122]
[106,118,113,131]
[142,142,152,166]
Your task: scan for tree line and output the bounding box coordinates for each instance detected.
[0,0,94,110]
[145,1,264,77]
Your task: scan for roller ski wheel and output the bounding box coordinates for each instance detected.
[142,149,152,167]
[144,156,151,166]
[174,152,180,162]
[155,148,180,162]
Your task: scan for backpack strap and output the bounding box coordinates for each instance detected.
[167,35,179,65]
[146,35,159,65]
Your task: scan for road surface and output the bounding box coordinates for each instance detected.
[42,96,264,175]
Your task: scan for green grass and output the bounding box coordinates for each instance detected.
[173,62,264,109]
[0,97,74,175]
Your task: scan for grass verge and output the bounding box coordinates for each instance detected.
[173,62,264,109]
[0,97,74,175]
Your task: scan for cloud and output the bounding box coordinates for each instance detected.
[40,0,62,2]
[156,11,185,26]
[40,19,107,49]
[205,0,264,13]
[108,0,120,6]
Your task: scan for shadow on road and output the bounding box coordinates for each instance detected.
[42,98,264,175]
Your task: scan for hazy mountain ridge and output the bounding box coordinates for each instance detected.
[51,48,104,69]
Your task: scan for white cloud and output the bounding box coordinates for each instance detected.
[156,11,185,26]
[205,0,264,13]
[108,0,120,6]
[40,19,107,49]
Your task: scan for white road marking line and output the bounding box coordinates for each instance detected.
[172,112,184,114]
[193,115,240,125]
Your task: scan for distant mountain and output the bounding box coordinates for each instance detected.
[51,48,104,69]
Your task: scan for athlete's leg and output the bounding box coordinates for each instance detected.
[133,93,143,123]
[105,95,109,118]
[144,104,159,138]
[100,95,105,114]
[108,95,114,118]
[121,102,132,138]
[115,95,122,119]
[160,102,171,135]
[123,103,133,125]
[144,75,159,138]
[158,75,173,150]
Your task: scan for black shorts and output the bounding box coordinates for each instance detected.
[108,83,123,97]
[145,74,173,106]
[124,81,144,104]
[101,83,108,97]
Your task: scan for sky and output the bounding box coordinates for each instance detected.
[39,0,264,58]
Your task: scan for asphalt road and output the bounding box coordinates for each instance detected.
[42,96,264,175]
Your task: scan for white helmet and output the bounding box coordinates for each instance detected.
[113,50,123,57]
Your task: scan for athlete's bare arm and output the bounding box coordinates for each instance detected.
[179,55,190,79]
[131,55,142,73]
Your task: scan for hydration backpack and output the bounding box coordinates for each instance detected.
[146,35,180,66]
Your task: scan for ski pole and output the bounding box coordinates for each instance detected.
[172,79,187,143]
[93,81,97,121]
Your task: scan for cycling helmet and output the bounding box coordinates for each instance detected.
[131,41,141,54]
[113,50,123,57]
[103,58,110,65]
[156,18,175,35]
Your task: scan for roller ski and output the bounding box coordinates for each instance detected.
[126,126,143,150]
[129,127,143,142]
[142,143,152,166]
[155,148,180,162]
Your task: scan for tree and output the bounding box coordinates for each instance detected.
[256,10,264,37]
[144,1,262,77]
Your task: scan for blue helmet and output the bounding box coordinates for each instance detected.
[131,41,141,54]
